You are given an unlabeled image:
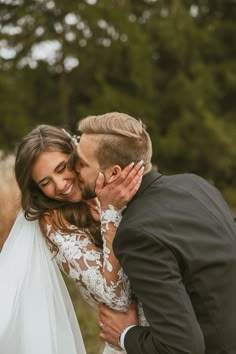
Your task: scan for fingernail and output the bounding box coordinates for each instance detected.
[140,166,144,173]
[138,160,144,166]
[129,162,135,167]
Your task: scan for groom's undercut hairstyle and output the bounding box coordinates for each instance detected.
[78,112,152,172]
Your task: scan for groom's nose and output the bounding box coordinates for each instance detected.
[75,160,81,174]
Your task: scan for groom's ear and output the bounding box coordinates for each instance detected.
[106,165,122,183]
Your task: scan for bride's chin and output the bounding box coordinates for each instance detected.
[70,189,82,203]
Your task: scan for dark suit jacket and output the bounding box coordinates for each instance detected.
[113,170,236,354]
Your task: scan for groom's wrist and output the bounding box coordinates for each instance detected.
[118,325,137,350]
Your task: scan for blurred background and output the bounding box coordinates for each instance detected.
[0,0,235,353]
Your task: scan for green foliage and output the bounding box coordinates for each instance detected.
[0,0,236,203]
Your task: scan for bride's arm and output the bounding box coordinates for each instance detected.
[40,215,130,311]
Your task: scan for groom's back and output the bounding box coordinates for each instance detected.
[115,171,236,353]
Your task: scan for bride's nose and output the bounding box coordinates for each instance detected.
[54,177,67,192]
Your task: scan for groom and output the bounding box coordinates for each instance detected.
[76,112,236,354]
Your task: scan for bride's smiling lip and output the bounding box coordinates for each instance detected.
[60,183,74,196]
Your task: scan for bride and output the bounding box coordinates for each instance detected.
[0,124,145,354]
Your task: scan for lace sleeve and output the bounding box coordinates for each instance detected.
[41,217,131,312]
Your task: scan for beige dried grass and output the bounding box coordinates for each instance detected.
[0,152,21,250]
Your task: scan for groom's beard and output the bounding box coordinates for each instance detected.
[81,173,108,200]
[81,183,97,200]
[82,188,96,200]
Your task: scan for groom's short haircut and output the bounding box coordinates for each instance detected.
[78,112,152,172]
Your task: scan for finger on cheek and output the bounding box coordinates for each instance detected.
[128,162,135,171]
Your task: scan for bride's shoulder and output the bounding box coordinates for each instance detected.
[39,211,91,241]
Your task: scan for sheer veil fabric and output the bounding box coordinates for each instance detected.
[0,210,86,354]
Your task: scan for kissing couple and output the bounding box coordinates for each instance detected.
[1,112,236,354]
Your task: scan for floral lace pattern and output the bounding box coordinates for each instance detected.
[99,205,126,232]
[45,221,148,353]
[46,224,130,312]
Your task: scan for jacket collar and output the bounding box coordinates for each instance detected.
[127,169,162,207]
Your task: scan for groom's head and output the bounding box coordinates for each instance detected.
[76,112,152,200]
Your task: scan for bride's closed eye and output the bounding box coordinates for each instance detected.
[39,178,50,188]
[57,163,67,173]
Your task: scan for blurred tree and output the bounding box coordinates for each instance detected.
[0,0,154,129]
[0,0,235,191]
[0,69,33,150]
[131,0,236,189]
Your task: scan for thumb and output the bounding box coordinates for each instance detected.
[95,172,105,194]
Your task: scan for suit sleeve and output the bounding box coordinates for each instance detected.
[114,228,205,354]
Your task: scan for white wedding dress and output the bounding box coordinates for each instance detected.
[0,210,86,354]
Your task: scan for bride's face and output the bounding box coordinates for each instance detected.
[31,151,82,203]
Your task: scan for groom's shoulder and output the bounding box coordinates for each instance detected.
[126,172,223,218]
[161,172,208,185]
[141,172,212,196]
[155,172,218,197]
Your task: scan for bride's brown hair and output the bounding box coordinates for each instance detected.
[15,124,101,247]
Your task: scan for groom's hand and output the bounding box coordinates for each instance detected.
[98,303,138,348]
[95,161,144,210]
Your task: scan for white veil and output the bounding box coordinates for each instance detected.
[0,210,86,354]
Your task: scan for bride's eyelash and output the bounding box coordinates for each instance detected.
[58,163,66,173]
[41,179,50,187]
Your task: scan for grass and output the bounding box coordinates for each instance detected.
[222,186,236,216]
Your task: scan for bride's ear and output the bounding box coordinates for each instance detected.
[106,165,122,183]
